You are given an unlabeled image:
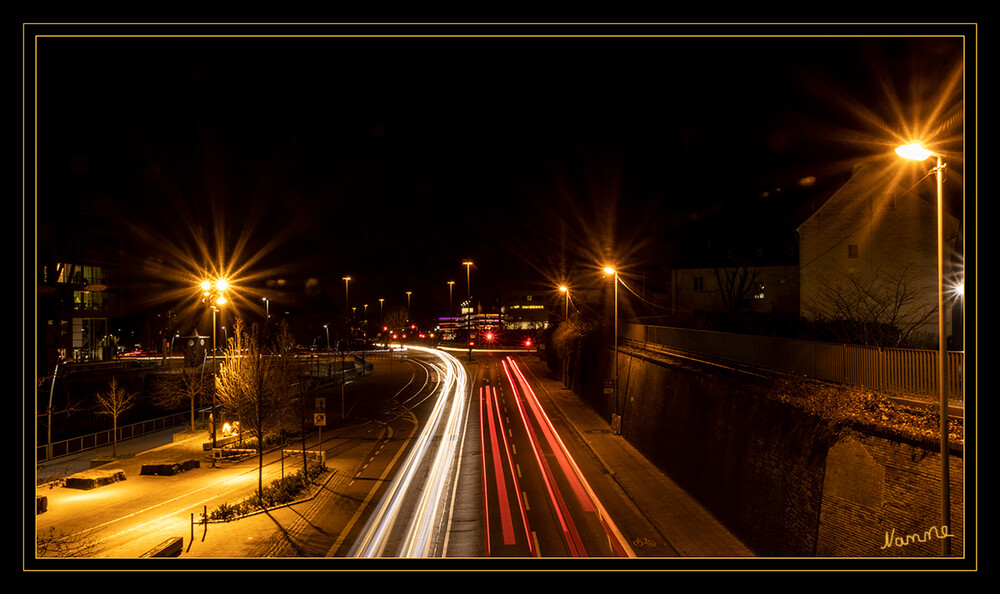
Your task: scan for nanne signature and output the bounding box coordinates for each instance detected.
[881,525,953,550]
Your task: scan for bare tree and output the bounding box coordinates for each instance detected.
[711,265,762,327]
[94,377,136,457]
[803,264,937,347]
[151,367,212,431]
[382,306,409,331]
[216,319,284,496]
[36,526,105,558]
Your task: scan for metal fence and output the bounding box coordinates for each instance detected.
[37,411,192,464]
[623,324,964,400]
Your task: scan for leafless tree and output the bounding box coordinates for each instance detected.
[151,367,212,431]
[36,526,105,558]
[94,377,136,457]
[803,264,937,347]
[216,319,285,496]
[711,265,762,326]
[382,306,409,331]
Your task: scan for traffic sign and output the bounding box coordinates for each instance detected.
[314,412,326,426]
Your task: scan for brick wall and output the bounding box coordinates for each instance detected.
[586,348,964,557]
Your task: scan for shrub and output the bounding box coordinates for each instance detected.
[205,462,328,522]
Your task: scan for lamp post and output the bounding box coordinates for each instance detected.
[200,278,228,455]
[463,261,473,299]
[343,277,351,318]
[603,267,620,434]
[463,261,474,338]
[343,276,352,350]
[560,285,569,387]
[895,142,951,556]
[448,281,455,315]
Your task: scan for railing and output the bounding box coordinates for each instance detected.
[37,411,192,464]
[623,324,964,401]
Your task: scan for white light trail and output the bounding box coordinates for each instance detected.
[348,345,469,557]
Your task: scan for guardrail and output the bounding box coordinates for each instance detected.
[623,323,964,401]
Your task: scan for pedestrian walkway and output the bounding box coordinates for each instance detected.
[520,358,754,557]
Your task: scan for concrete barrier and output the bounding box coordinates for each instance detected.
[139,460,201,476]
[140,536,182,558]
[65,468,127,490]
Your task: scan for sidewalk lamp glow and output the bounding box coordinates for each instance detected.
[895,140,952,556]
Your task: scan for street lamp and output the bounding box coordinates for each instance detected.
[463,261,474,339]
[200,278,228,454]
[560,285,570,387]
[603,267,620,434]
[895,141,951,556]
[463,261,474,299]
[343,277,352,318]
[448,281,455,314]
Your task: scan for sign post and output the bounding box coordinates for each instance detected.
[315,397,326,448]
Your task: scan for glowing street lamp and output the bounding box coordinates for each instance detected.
[343,276,352,317]
[603,267,620,434]
[200,277,228,455]
[896,141,952,556]
[560,285,570,386]
[463,261,474,299]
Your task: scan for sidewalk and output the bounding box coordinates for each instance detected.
[521,358,754,557]
[36,426,208,486]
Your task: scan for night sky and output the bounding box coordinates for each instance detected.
[28,24,970,336]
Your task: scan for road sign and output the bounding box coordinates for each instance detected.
[315,397,326,412]
[314,412,326,426]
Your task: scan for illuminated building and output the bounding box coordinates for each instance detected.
[501,290,550,331]
[36,221,124,375]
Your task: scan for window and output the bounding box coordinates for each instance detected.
[754,283,765,300]
[847,244,859,259]
[694,276,704,291]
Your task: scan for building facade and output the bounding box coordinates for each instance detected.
[796,163,962,348]
[501,290,551,331]
[36,221,124,375]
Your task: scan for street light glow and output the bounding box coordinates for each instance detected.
[895,142,935,161]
